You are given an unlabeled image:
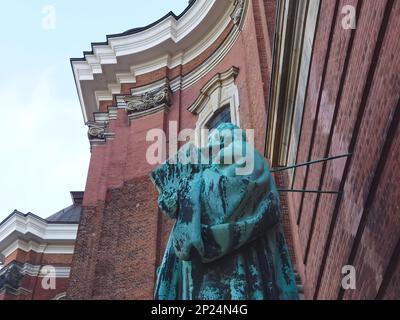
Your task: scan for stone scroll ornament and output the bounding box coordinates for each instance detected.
[231,0,246,25]
[87,121,107,140]
[150,123,299,300]
[125,85,171,114]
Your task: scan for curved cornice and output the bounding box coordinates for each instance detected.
[83,0,197,58]
[71,0,202,64]
[71,0,248,122]
[71,0,233,79]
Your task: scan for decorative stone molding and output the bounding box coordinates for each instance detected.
[0,262,24,294]
[188,66,240,146]
[231,0,246,26]
[93,107,118,124]
[1,239,75,258]
[0,262,71,292]
[87,121,115,145]
[87,121,107,140]
[124,83,172,120]
[188,66,239,114]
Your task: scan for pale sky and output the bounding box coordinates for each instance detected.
[0,0,188,221]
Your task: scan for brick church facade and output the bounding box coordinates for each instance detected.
[1,0,399,300]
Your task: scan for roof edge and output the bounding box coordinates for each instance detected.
[70,0,197,63]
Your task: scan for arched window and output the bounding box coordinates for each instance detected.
[206,104,232,131]
[187,67,240,147]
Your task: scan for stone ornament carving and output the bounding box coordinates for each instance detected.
[87,121,107,140]
[0,262,24,292]
[231,0,246,26]
[124,84,172,119]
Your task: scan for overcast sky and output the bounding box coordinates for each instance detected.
[0,0,188,222]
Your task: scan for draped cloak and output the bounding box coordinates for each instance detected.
[150,123,299,300]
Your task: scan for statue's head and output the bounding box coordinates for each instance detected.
[205,123,255,176]
[206,122,247,150]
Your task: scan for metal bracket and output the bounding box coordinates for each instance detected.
[272,153,352,195]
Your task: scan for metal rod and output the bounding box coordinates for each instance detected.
[270,153,352,173]
[277,189,341,195]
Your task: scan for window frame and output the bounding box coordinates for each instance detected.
[187,66,240,147]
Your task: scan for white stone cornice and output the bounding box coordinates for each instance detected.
[71,0,250,122]
[95,83,122,106]
[2,239,75,258]
[104,0,215,57]
[0,213,78,256]
[75,0,229,81]
[116,72,136,84]
[3,263,71,278]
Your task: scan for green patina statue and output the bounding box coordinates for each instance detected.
[150,123,299,300]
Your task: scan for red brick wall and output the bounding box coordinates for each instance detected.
[90,177,160,300]
[67,205,105,299]
[273,171,296,266]
[287,0,400,300]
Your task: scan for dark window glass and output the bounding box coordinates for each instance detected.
[206,105,231,131]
